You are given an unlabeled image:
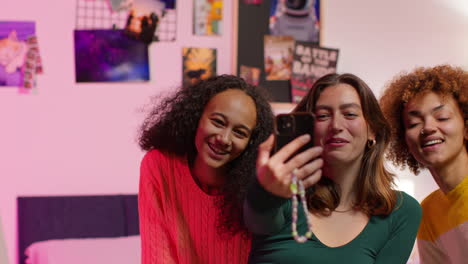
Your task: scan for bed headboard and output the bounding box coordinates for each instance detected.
[17,195,139,264]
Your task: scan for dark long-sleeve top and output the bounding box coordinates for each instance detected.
[244,179,422,264]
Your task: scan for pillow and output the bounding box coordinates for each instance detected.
[25,235,140,264]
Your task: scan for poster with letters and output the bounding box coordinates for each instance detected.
[290,41,338,103]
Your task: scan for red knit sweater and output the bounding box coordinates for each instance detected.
[138,149,251,264]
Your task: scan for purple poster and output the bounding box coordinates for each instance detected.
[74,29,150,83]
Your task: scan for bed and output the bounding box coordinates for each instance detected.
[17,195,140,264]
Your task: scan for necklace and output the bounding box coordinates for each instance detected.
[290,171,313,243]
[333,207,354,213]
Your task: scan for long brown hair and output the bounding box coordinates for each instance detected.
[295,73,397,216]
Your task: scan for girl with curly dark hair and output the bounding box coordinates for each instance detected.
[244,73,421,263]
[137,75,274,264]
[380,65,468,264]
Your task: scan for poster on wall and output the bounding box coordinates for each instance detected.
[270,0,320,43]
[125,0,177,42]
[239,65,261,86]
[193,0,222,36]
[0,21,42,89]
[182,47,216,86]
[264,35,294,81]
[76,0,177,42]
[74,29,150,83]
[290,41,339,103]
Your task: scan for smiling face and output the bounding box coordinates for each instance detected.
[403,92,468,170]
[313,83,373,166]
[194,89,257,172]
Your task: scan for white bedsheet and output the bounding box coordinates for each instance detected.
[25,235,140,264]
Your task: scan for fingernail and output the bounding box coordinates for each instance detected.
[300,134,311,142]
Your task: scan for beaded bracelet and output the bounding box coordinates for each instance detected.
[290,171,313,243]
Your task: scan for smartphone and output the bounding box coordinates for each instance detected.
[273,112,315,157]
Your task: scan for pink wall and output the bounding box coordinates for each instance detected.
[0,1,234,263]
[1,1,468,264]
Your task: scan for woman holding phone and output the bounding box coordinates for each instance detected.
[244,73,422,263]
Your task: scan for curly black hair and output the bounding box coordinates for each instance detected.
[380,65,468,174]
[139,74,274,236]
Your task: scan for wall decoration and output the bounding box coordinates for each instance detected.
[264,35,294,81]
[239,65,260,86]
[106,0,133,11]
[193,0,222,36]
[76,0,177,42]
[76,0,129,30]
[0,21,42,89]
[74,29,149,83]
[182,47,216,86]
[126,0,177,42]
[270,0,320,43]
[290,41,338,103]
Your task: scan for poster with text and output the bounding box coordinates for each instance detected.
[74,29,150,83]
[270,0,320,43]
[193,0,222,36]
[264,35,294,81]
[291,41,338,103]
[182,47,217,86]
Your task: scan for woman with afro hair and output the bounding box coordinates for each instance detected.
[380,65,468,264]
[138,75,274,264]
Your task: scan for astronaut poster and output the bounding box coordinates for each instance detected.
[290,41,338,103]
[270,0,320,43]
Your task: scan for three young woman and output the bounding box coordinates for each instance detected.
[138,69,466,263]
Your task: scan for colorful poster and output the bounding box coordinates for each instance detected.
[290,41,339,103]
[182,47,216,86]
[193,0,222,36]
[264,35,294,81]
[126,0,177,42]
[0,21,36,87]
[74,29,150,82]
[270,0,320,43]
[239,65,261,86]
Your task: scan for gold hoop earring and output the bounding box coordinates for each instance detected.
[367,139,376,148]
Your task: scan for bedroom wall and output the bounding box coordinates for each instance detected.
[0,1,467,264]
[0,1,235,263]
